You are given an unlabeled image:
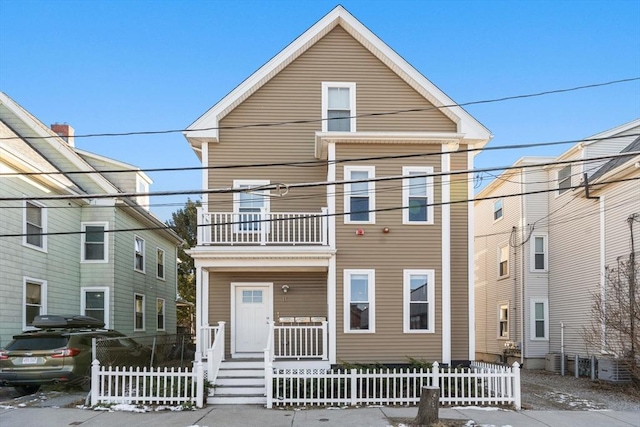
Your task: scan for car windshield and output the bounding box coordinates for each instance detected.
[5,337,69,351]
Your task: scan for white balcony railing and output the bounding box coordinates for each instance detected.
[197,208,329,246]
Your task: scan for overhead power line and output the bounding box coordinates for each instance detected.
[3,132,638,178]
[1,77,638,142]
[2,150,638,202]
[2,175,637,239]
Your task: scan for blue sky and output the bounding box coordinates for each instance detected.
[1,0,639,222]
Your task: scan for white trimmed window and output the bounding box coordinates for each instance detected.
[557,165,571,195]
[531,299,549,340]
[498,244,509,278]
[344,166,375,224]
[322,82,356,132]
[24,278,47,329]
[344,269,375,333]
[134,235,145,272]
[493,199,503,221]
[23,200,47,251]
[402,167,434,224]
[136,174,149,210]
[530,234,548,272]
[233,180,270,232]
[81,287,109,328]
[157,248,165,279]
[403,269,435,333]
[134,293,145,331]
[81,222,108,262]
[157,298,165,331]
[498,302,509,339]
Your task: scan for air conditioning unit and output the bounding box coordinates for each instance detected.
[598,358,631,383]
[545,353,561,373]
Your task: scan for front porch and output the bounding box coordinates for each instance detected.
[200,321,331,404]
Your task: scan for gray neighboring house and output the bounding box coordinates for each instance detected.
[474,118,640,369]
[0,92,183,346]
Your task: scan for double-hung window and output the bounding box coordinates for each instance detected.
[493,199,503,221]
[134,293,145,331]
[157,298,165,331]
[344,270,375,333]
[24,200,47,251]
[531,299,549,340]
[344,166,375,223]
[403,269,435,333]
[134,236,145,273]
[498,302,509,338]
[136,175,149,209]
[531,234,548,272]
[157,248,165,279]
[322,82,356,132]
[402,167,433,224]
[24,278,47,329]
[233,180,269,232]
[498,244,509,278]
[557,165,571,195]
[81,287,109,327]
[82,222,108,262]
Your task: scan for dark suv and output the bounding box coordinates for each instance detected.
[0,315,151,394]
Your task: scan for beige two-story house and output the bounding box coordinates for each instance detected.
[184,6,491,404]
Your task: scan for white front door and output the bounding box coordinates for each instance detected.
[234,284,272,354]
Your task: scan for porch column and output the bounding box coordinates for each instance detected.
[195,264,203,361]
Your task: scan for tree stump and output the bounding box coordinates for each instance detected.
[413,386,439,426]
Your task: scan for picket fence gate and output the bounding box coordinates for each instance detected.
[90,360,204,408]
[268,361,520,409]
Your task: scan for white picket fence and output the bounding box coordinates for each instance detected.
[267,361,520,409]
[90,360,204,408]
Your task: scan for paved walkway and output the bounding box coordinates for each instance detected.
[1,404,639,427]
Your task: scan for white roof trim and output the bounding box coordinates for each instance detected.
[185,6,491,149]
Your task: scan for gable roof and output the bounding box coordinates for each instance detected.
[589,135,640,182]
[185,5,491,152]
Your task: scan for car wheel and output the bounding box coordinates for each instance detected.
[15,385,40,395]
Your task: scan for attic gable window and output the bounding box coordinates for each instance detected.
[322,82,356,132]
[557,165,571,195]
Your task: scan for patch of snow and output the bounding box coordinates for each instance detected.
[0,405,16,409]
[452,406,510,411]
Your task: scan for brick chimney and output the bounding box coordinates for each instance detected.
[51,123,75,147]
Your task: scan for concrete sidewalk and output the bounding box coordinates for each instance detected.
[1,404,639,427]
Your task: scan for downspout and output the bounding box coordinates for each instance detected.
[520,169,525,366]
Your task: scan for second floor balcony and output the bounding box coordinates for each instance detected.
[197,208,329,246]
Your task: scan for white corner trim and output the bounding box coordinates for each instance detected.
[441,144,451,364]
[467,148,475,360]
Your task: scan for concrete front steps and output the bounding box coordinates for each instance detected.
[208,358,266,405]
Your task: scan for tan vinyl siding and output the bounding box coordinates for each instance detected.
[334,143,443,363]
[208,271,327,358]
[450,149,469,360]
[211,26,456,213]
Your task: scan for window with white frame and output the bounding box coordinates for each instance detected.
[81,287,109,327]
[344,270,375,332]
[557,165,571,195]
[81,222,108,262]
[531,234,548,272]
[403,269,435,333]
[344,166,375,223]
[24,278,47,329]
[233,180,270,232]
[134,293,145,331]
[498,244,509,278]
[493,199,503,221]
[136,175,149,209]
[157,298,165,331]
[134,236,145,272]
[157,248,165,279]
[498,302,509,339]
[24,200,47,250]
[531,299,549,340]
[322,82,356,132]
[402,167,434,224]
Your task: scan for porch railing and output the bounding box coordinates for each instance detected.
[197,208,329,246]
[205,321,225,389]
[200,323,223,361]
[273,321,328,360]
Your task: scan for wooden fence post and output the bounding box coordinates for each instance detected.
[90,359,100,407]
[196,361,204,408]
[350,369,357,406]
[512,362,521,410]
